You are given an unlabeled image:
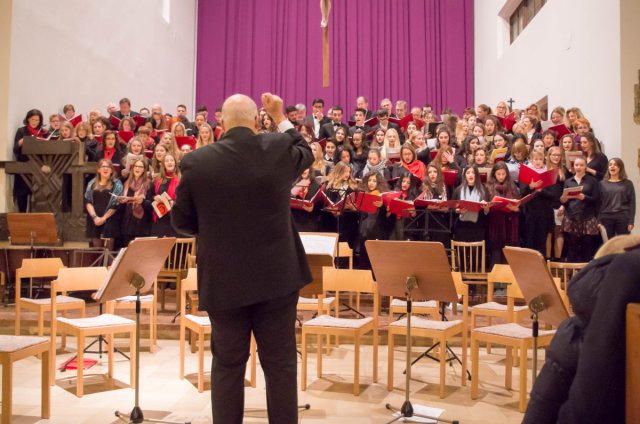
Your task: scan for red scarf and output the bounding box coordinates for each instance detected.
[26,125,46,138]
[402,160,426,180]
[152,173,180,222]
[104,147,115,160]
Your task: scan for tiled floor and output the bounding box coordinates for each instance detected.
[4,337,530,423]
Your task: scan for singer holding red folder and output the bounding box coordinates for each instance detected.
[172,92,313,424]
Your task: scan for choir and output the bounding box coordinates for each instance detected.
[11,97,636,266]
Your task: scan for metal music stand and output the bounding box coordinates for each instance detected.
[503,246,570,385]
[366,240,460,424]
[92,237,183,424]
[7,213,59,298]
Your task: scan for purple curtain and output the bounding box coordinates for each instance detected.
[196,0,473,115]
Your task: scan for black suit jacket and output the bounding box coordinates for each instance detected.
[172,126,314,311]
[319,122,350,140]
[112,110,140,119]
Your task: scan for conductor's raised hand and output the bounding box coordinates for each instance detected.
[261,93,286,126]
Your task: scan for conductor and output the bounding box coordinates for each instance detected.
[172,93,313,423]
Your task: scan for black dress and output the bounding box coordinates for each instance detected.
[147,179,179,237]
[85,187,121,239]
[120,186,152,246]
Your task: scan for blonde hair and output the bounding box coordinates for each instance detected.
[196,123,214,148]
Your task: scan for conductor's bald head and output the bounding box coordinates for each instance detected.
[221,94,259,133]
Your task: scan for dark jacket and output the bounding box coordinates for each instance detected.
[523,247,640,423]
[171,126,314,311]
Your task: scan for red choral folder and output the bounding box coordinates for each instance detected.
[95,135,103,144]
[389,114,424,130]
[443,170,458,186]
[548,124,571,138]
[490,192,536,212]
[133,115,146,128]
[118,131,135,143]
[389,198,414,217]
[144,149,154,159]
[109,115,121,129]
[176,136,197,150]
[494,114,516,132]
[316,138,327,150]
[381,191,402,207]
[59,114,83,127]
[430,150,438,161]
[478,167,491,183]
[518,164,559,189]
[563,186,583,199]
[290,186,325,210]
[350,192,382,214]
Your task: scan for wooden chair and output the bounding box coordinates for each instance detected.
[471,264,529,353]
[157,237,196,311]
[50,267,136,397]
[336,242,353,268]
[470,280,557,412]
[547,261,587,312]
[0,335,50,424]
[450,240,487,310]
[113,282,158,353]
[387,272,468,398]
[301,267,379,396]
[15,258,85,345]
[179,269,256,392]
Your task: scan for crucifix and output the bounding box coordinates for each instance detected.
[507,97,516,110]
[4,137,97,241]
[321,0,331,87]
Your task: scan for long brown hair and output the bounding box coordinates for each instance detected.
[605,157,628,181]
[93,159,115,190]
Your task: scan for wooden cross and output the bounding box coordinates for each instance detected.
[321,0,331,87]
[4,137,97,241]
[507,97,516,109]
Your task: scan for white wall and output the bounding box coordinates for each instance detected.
[5,0,197,163]
[474,0,621,157]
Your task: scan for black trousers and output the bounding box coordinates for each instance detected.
[207,290,299,424]
[600,215,630,239]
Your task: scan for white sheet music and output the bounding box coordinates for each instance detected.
[300,234,336,256]
[95,247,127,300]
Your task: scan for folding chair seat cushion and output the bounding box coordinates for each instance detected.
[185,314,211,327]
[472,301,528,312]
[473,323,556,339]
[57,313,134,329]
[304,314,373,329]
[389,316,462,331]
[22,295,83,305]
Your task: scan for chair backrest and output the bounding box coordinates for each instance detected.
[51,266,109,294]
[322,267,376,295]
[179,268,198,316]
[187,254,197,268]
[451,240,486,274]
[17,257,65,279]
[181,268,198,292]
[547,261,587,288]
[164,238,196,271]
[452,271,469,317]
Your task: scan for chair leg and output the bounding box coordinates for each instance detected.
[15,304,21,336]
[505,346,513,390]
[387,331,394,391]
[519,344,528,413]
[439,335,446,398]
[77,334,85,397]
[461,329,468,387]
[2,357,13,424]
[198,331,205,393]
[486,317,493,354]
[41,348,50,419]
[179,325,185,380]
[470,335,479,400]
[317,332,323,378]
[301,330,307,391]
[373,329,378,383]
[353,336,360,396]
[107,334,114,379]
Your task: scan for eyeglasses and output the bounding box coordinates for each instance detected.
[99,165,111,169]
[133,165,145,168]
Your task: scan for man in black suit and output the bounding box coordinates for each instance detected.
[373,108,404,142]
[111,97,139,119]
[318,105,349,140]
[349,96,373,121]
[172,92,313,424]
[303,98,331,139]
[349,108,372,135]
